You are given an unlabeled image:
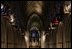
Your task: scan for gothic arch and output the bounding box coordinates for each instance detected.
[27,13,43,31]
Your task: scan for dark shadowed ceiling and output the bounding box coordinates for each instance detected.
[1,1,63,31]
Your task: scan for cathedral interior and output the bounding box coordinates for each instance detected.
[1,1,71,48]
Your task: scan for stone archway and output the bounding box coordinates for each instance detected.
[26,13,43,48]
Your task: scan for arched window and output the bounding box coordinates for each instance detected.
[31,30,39,38]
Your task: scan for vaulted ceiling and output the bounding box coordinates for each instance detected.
[1,1,63,31]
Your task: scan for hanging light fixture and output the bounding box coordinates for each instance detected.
[1,3,5,14]
[1,2,9,16]
[1,3,4,9]
[9,14,15,25]
[63,1,71,15]
[9,14,15,23]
